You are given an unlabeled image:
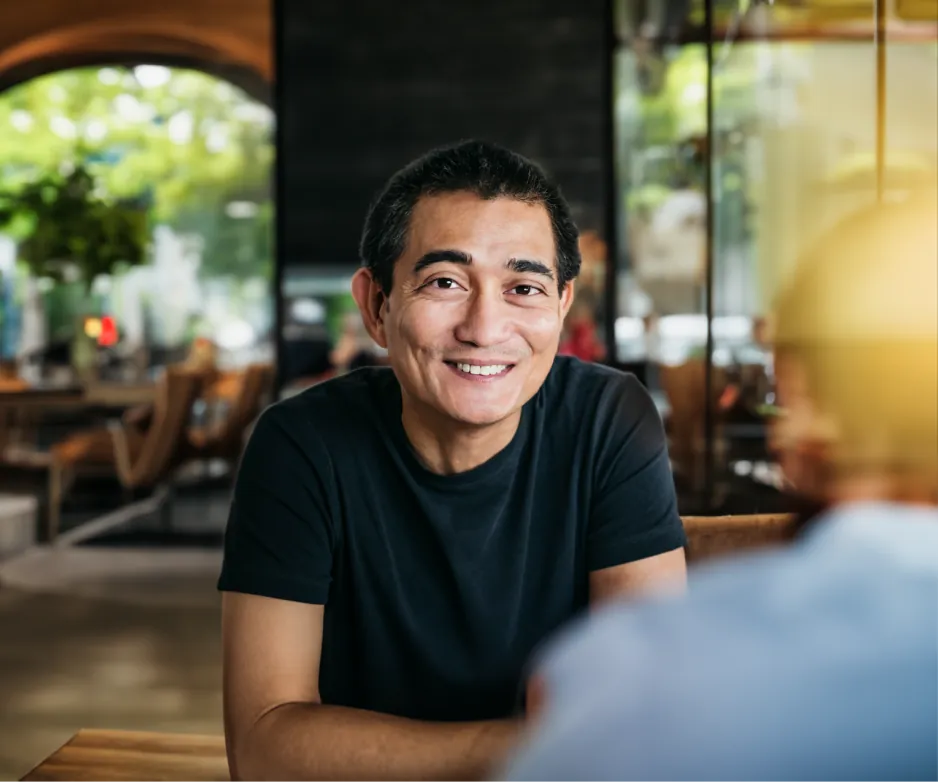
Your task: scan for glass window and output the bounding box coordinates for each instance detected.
[609,0,938,513]
[614,41,712,509]
[710,10,877,512]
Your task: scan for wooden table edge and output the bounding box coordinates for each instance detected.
[20,730,82,781]
[20,729,229,782]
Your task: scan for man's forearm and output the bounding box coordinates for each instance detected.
[233,701,524,781]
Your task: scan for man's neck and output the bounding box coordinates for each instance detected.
[400,400,521,476]
[829,474,938,508]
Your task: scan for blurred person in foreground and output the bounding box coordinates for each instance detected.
[218,141,687,780]
[502,190,938,781]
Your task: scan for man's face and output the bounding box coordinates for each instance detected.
[770,352,832,497]
[362,192,574,428]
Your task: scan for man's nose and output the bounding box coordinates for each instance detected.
[453,289,510,348]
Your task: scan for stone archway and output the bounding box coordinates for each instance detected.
[0,0,271,99]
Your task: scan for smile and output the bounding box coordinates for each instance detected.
[444,361,514,379]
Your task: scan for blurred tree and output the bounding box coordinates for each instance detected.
[635,44,760,148]
[0,165,148,287]
[0,66,274,280]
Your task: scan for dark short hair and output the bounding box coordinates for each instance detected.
[359,140,581,294]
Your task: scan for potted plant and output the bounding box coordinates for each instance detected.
[0,165,149,380]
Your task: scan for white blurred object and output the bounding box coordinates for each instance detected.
[167,112,194,145]
[133,66,171,89]
[225,201,259,220]
[658,314,708,342]
[111,266,149,353]
[713,315,753,341]
[291,297,327,324]
[614,316,647,362]
[655,314,754,365]
[151,227,202,345]
[17,278,47,363]
[634,189,707,284]
[10,110,33,132]
[216,320,255,351]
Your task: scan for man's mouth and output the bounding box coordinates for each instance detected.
[444,361,514,378]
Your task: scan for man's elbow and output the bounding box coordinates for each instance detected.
[228,727,267,782]
[228,702,310,781]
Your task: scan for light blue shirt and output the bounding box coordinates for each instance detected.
[503,502,938,781]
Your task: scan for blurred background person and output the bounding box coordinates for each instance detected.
[558,230,607,363]
[558,299,606,363]
[502,189,938,781]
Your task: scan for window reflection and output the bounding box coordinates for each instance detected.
[612,0,938,512]
[615,44,707,331]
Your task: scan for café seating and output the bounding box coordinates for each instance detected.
[683,513,798,563]
[0,360,28,392]
[46,366,205,541]
[184,362,273,473]
[659,360,729,493]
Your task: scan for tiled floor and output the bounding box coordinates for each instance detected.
[0,486,230,780]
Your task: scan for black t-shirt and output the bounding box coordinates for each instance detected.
[218,356,685,721]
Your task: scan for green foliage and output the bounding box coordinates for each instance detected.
[0,67,273,221]
[0,165,148,287]
[175,199,274,282]
[0,66,274,281]
[632,44,765,148]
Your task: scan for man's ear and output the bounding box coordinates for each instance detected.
[351,268,389,349]
[560,279,576,320]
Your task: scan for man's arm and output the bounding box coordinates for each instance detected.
[222,592,524,781]
[589,548,687,606]
[523,551,686,735]
[586,374,688,604]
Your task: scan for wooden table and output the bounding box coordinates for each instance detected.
[22,729,229,781]
[0,383,155,454]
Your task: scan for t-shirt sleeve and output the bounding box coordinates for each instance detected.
[587,374,685,571]
[217,403,336,604]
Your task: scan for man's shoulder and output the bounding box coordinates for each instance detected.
[537,520,938,714]
[258,367,395,443]
[508,535,938,778]
[540,357,658,432]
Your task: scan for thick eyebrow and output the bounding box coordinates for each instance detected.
[412,250,555,280]
[412,250,472,274]
[507,257,554,280]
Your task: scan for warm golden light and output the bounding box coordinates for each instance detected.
[83,317,102,339]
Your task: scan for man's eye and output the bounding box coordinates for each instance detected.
[428,278,458,289]
[511,285,542,296]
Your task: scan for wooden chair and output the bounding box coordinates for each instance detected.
[659,360,729,493]
[683,513,798,564]
[184,362,273,472]
[47,366,205,541]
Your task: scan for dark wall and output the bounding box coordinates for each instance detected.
[277,0,609,268]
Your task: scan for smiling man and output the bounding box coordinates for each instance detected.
[218,141,686,780]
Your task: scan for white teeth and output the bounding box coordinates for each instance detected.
[455,363,508,376]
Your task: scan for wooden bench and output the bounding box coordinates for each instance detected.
[22,729,228,781]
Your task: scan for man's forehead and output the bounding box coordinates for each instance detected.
[404,192,555,255]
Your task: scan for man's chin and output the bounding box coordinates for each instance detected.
[438,399,521,429]
[413,372,530,428]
